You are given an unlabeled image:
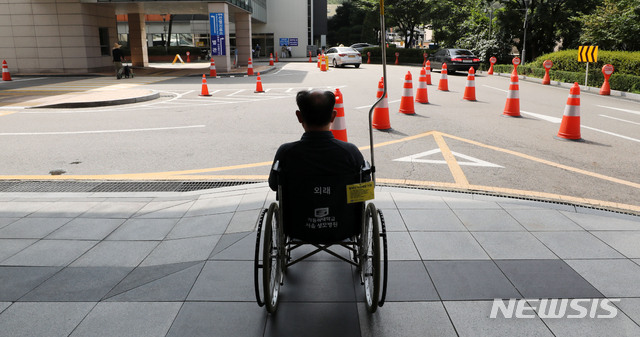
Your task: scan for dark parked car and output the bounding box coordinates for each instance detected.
[349,43,378,53]
[429,48,480,73]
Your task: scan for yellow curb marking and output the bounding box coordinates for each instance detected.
[1,130,638,212]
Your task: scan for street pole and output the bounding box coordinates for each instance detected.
[521,0,530,65]
[368,0,388,183]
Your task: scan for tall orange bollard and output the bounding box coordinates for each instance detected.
[399,71,416,115]
[367,52,371,64]
[511,57,520,76]
[199,74,211,96]
[557,82,582,141]
[438,63,449,91]
[309,51,312,62]
[372,79,391,130]
[422,52,427,67]
[269,53,274,66]
[209,58,217,77]
[503,73,521,117]
[2,60,11,81]
[425,60,432,85]
[275,52,279,63]
[331,88,348,142]
[488,56,496,75]
[542,59,553,85]
[463,67,477,101]
[600,64,614,95]
[395,52,399,65]
[415,68,429,104]
[247,57,254,76]
[255,72,265,93]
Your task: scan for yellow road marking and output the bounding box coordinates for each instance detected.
[441,132,640,190]
[433,132,469,187]
[0,111,17,117]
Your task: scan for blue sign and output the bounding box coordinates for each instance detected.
[279,38,289,46]
[209,13,226,56]
[289,38,298,46]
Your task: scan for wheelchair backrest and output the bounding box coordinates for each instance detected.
[277,170,365,244]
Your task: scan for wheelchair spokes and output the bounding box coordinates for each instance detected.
[361,202,381,313]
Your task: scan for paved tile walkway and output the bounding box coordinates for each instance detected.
[0,183,639,336]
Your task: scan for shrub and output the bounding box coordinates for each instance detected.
[363,46,435,65]
[530,50,640,77]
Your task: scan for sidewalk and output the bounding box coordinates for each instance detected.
[0,182,639,336]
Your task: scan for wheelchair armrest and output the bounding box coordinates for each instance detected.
[361,161,374,182]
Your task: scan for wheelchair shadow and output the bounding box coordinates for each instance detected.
[375,128,408,136]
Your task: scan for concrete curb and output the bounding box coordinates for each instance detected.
[30,90,160,109]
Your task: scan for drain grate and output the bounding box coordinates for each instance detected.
[0,180,262,193]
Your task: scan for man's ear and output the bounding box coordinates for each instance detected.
[329,109,337,123]
[295,110,304,124]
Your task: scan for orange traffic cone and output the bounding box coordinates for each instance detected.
[247,57,254,76]
[255,72,265,93]
[557,82,582,141]
[463,67,477,101]
[438,63,449,91]
[269,53,274,66]
[372,79,391,130]
[425,61,432,85]
[2,60,11,81]
[309,51,313,63]
[399,71,415,115]
[415,68,429,104]
[199,74,211,96]
[503,73,521,117]
[209,58,217,77]
[317,54,321,68]
[331,88,348,141]
[321,56,327,72]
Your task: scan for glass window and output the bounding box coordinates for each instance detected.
[98,27,110,56]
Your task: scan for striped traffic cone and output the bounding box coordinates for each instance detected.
[438,63,449,91]
[209,58,217,77]
[255,72,265,93]
[318,54,321,68]
[557,82,582,141]
[247,57,254,76]
[331,88,348,142]
[415,68,429,104]
[199,74,211,96]
[321,56,328,72]
[463,67,477,101]
[269,53,274,66]
[372,78,391,130]
[503,73,521,117]
[2,60,11,81]
[399,71,415,115]
[425,61,432,85]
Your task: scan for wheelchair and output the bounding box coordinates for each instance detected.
[254,161,388,313]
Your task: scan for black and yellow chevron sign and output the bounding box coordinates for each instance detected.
[578,46,598,62]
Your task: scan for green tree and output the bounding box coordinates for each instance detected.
[495,0,599,62]
[574,0,640,51]
[384,0,430,48]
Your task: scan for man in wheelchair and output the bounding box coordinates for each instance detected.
[255,89,387,314]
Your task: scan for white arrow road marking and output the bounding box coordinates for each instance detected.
[394,149,504,168]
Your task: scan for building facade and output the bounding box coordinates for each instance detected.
[1,0,327,74]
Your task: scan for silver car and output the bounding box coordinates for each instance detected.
[326,47,362,68]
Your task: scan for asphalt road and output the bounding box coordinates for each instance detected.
[1,62,639,211]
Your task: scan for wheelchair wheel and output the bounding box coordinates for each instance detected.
[361,202,381,313]
[263,202,283,313]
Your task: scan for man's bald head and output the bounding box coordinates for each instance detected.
[296,90,336,127]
